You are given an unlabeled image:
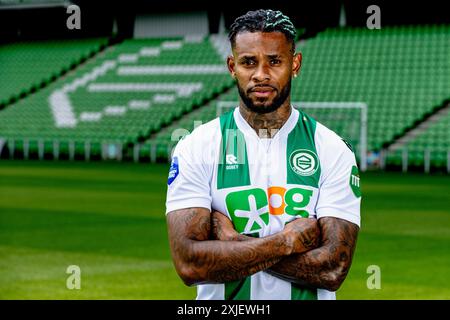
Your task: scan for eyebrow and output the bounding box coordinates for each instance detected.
[238,55,255,60]
[238,54,283,60]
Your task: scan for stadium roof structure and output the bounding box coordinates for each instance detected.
[0,0,71,10]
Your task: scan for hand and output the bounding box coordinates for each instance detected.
[211,210,239,241]
[283,218,320,254]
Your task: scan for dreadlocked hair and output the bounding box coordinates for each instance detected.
[228,9,297,53]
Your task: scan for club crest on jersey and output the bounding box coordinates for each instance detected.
[289,149,319,177]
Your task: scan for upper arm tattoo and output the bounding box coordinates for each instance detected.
[169,207,211,241]
[166,207,211,271]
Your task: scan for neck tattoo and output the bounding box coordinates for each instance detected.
[239,103,292,138]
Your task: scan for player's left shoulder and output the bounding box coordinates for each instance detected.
[315,122,361,199]
[315,122,354,154]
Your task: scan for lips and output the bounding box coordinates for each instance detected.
[251,86,275,92]
[250,86,276,97]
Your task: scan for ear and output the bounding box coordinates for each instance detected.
[227,55,236,79]
[292,52,302,78]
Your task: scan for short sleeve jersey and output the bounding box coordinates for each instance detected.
[166,107,362,300]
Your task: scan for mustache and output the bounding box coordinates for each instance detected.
[248,84,277,93]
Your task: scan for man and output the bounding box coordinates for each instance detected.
[165,9,361,300]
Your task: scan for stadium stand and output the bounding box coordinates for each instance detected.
[294,24,450,152]
[0,24,448,170]
[0,36,234,159]
[387,108,450,169]
[0,38,108,107]
[147,25,449,169]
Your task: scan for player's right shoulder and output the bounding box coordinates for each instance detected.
[172,117,221,159]
[191,117,221,140]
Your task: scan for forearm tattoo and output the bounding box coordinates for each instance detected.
[267,217,359,291]
[167,208,289,284]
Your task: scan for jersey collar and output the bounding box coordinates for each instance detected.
[234,105,299,140]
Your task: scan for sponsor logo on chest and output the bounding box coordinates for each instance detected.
[225,186,314,236]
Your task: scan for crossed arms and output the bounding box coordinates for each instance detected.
[166,207,359,291]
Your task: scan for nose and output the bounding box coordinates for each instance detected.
[252,63,270,83]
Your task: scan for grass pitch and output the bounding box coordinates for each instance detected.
[0,160,449,299]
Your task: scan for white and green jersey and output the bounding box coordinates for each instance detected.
[166,106,361,300]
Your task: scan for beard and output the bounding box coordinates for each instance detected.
[237,79,291,114]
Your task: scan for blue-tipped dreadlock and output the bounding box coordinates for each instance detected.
[228,9,297,53]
